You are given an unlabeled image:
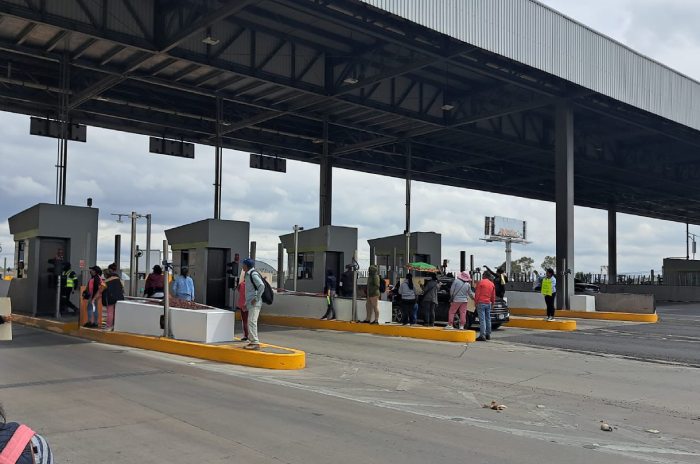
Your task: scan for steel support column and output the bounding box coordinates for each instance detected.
[319,117,332,226]
[56,52,70,205]
[608,205,617,284]
[405,141,412,269]
[555,101,574,310]
[214,96,223,219]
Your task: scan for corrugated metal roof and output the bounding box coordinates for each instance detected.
[362,0,700,131]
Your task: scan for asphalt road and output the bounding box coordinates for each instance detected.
[503,304,700,367]
[2,316,700,464]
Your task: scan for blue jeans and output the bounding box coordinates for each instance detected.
[477,303,492,338]
[88,300,98,324]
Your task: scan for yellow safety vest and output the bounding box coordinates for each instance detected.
[63,270,76,288]
[541,278,553,296]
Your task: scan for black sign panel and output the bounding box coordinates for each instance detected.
[250,153,286,173]
[149,137,195,159]
[30,117,87,142]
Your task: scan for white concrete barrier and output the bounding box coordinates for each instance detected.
[268,292,392,323]
[571,295,595,312]
[505,290,595,312]
[0,297,11,341]
[170,308,234,343]
[114,300,163,336]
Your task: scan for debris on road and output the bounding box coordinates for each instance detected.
[484,401,507,411]
[600,421,613,432]
[645,429,661,434]
[536,404,546,409]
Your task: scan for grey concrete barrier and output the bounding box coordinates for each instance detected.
[594,293,655,314]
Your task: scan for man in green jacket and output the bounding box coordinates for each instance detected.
[364,265,381,324]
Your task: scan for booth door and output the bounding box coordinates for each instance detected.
[37,238,69,316]
[325,252,342,283]
[206,248,227,308]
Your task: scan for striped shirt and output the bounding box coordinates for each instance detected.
[0,422,54,464]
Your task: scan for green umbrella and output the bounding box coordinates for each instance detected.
[407,262,439,273]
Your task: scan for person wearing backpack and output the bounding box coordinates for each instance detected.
[421,273,439,326]
[364,265,381,324]
[0,404,54,463]
[321,270,337,321]
[102,265,125,330]
[398,274,417,326]
[242,258,265,350]
[83,266,104,328]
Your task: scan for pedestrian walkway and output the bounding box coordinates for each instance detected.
[13,314,305,370]
[257,314,476,343]
[509,308,658,323]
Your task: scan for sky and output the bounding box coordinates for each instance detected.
[1,0,698,276]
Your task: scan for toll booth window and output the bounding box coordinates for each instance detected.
[297,253,314,280]
[15,240,25,278]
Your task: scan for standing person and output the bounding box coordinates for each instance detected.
[171,267,194,301]
[102,266,124,330]
[421,273,439,326]
[144,265,165,298]
[494,267,508,299]
[59,262,79,315]
[532,270,542,292]
[236,279,249,341]
[321,269,337,320]
[364,265,380,324]
[340,265,354,298]
[242,258,264,350]
[84,266,104,328]
[0,403,54,463]
[474,271,496,341]
[398,273,417,326]
[541,268,557,321]
[447,271,474,330]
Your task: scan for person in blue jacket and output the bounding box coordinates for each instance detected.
[172,267,195,301]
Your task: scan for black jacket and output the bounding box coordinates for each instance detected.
[324,274,337,294]
[102,276,125,306]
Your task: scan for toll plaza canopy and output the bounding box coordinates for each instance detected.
[0,0,699,225]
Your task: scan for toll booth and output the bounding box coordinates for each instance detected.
[279,226,358,293]
[8,203,98,316]
[165,219,249,309]
[368,232,441,280]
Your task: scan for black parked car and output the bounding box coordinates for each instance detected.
[391,275,510,329]
[575,279,600,294]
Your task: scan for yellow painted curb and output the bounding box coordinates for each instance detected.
[260,315,476,343]
[509,307,658,323]
[505,316,576,331]
[13,315,305,370]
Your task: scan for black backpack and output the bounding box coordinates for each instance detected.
[378,276,386,293]
[250,271,274,305]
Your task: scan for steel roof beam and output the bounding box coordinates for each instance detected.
[156,0,261,53]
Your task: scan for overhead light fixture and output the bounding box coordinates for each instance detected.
[343,77,359,85]
[221,121,232,126]
[441,104,455,111]
[202,36,220,45]
[312,138,324,144]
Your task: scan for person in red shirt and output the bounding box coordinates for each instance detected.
[474,271,496,341]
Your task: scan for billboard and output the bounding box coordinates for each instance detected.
[484,216,527,240]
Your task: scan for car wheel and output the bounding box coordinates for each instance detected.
[467,311,475,328]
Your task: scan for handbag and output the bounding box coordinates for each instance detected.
[82,289,91,299]
[466,298,476,313]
